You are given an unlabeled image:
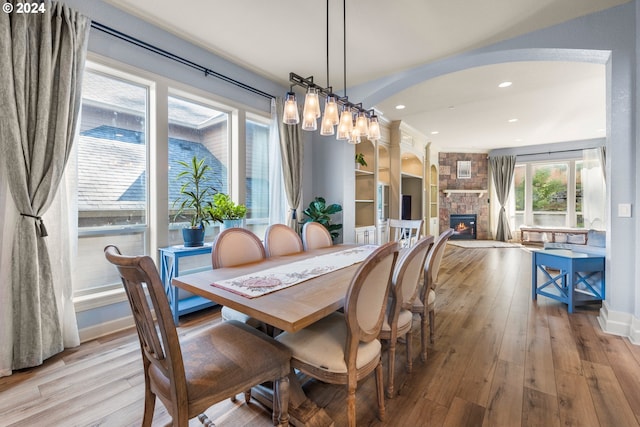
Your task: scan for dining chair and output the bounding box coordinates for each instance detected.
[412,228,453,361]
[276,242,399,427]
[212,227,267,330]
[264,223,304,257]
[301,221,333,250]
[379,235,434,398]
[386,218,424,248]
[104,245,291,427]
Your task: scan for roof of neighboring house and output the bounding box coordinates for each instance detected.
[78,126,227,212]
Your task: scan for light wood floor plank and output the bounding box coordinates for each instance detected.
[482,360,524,427]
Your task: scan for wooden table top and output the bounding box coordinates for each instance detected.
[172,245,361,333]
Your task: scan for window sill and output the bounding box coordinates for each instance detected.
[73,287,128,312]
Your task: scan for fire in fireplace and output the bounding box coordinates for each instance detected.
[449,214,477,240]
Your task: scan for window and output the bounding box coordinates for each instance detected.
[513,164,525,229]
[167,95,229,246]
[532,163,568,226]
[245,117,270,237]
[75,67,150,294]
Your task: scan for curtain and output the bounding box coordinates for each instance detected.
[275,97,304,230]
[0,2,90,370]
[268,99,287,225]
[490,155,516,241]
[582,148,606,229]
[598,146,606,183]
[0,166,17,377]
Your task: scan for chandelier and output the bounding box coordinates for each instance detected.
[282,0,381,144]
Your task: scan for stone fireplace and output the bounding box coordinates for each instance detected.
[439,153,489,239]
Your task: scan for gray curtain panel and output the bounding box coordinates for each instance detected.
[0,2,90,369]
[276,97,304,229]
[490,155,516,242]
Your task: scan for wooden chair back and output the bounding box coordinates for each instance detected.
[344,242,399,363]
[212,227,266,268]
[424,228,454,292]
[264,223,303,257]
[392,235,434,315]
[104,245,187,405]
[386,219,424,248]
[301,221,333,250]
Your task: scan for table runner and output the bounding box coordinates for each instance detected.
[211,245,378,298]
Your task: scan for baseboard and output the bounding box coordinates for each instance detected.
[78,314,135,343]
[597,301,640,344]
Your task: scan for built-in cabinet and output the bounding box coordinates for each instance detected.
[355,139,376,243]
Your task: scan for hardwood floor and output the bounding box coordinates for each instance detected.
[1,246,639,426]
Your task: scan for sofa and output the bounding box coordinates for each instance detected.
[543,229,606,256]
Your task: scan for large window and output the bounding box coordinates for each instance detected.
[532,162,568,226]
[245,117,270,237]
[167,95,229,246]
[509,156,604,230]
[75,67,150,294]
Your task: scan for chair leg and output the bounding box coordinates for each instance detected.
[429,309,435,344]
[142,387,156,427]
[420,312,428,362]
[244,390,252,403]
[273,375,290,427]
[197,414,215,426]
[386,338,397,398]
[406,329,413,373]
[375,361,386,422]
[347,382,357,427]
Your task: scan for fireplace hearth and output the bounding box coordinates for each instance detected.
[450,214,477,240]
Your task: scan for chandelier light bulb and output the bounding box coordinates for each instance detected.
[355,112,369,137]
[336,107,353,140]
[368,115,381,140]
[324,95,340,125]
[282,92,299,125]
[302,109,318,131]
[303,87,321,119]
[320,114,335,136]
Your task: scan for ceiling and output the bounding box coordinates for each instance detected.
[103,0,627,151]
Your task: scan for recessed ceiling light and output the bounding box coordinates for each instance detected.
[508,118,518,123]
[431,131,439,135]
[395,104,405,110]
[499,81,512,88]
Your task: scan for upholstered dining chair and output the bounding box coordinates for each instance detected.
[379,235,434,398]
[276,242,399,427]
[264,223,303,257]
[212,228,267,329]
[412,228,454,361]
[386,219,424,248]
[301,221,333,250]
[104,245,291,427]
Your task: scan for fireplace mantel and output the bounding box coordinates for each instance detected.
[443,189,486,198]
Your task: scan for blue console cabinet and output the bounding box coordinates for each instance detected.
[159,244,215,324]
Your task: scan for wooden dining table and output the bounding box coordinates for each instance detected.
[172,244,364,426]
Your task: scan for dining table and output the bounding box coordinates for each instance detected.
[171,244,372,427]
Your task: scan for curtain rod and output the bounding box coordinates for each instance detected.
[90,21,275,100]
[515,147,595,157]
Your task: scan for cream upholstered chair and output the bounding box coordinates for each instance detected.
[276,242,399,427]
[379,235,434,398]
[264,223,303,257]
[386,219,424,248]
[412,228,453,361]
[301,221,333,250]
[212,228,267,328]
[104,245,291,427]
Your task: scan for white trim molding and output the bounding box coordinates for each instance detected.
[598,301,640,345]
[78,314,134,343]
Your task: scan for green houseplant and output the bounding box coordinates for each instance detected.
[173,156,218,247]
[355,153,367,169]
[303,196,343,241]
[208,193,247,230]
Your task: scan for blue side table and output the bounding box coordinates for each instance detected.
[159,244,215,324]
[532,249,605,313]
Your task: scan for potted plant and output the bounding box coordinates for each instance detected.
[173,156,218,247]
[303,196,343,241]
[355,153,367,169]
[208,193,248,230]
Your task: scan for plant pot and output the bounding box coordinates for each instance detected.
[220,219,245,231]
[182,227,205,247]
